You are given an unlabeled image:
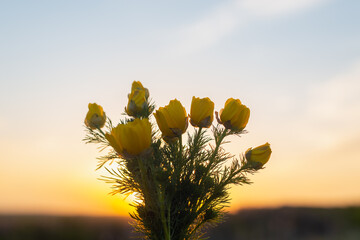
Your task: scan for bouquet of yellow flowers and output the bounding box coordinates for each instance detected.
[83,81,271,240]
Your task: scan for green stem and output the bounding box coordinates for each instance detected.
[190,128,228,222]
[185,127,203,180]
[211,129,228,160]
[136,158,148,199]
[179,134,183,160]
[189,127,202,160]
[167,204,171,239]
[138,158,170,240]
[159,190,170,240]
[150,165,170,240]
[203,128,228,179]
[97,127,106,137]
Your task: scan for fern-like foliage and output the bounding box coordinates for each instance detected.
[84,95,265,240]
[85,126,263,240]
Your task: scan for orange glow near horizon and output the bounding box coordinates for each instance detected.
[1,109,360,217]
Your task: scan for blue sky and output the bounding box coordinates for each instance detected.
[1,0,359,215]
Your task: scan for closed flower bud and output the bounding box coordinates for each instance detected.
[131,81,149,99]
[105,118,152,157]
[245,142,272,166]
[126,90,147,116]
[84,103,106,129]
[218,98,250,131]
[154,99,188,140]
[189,96,214,128]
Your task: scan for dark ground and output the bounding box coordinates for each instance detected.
[1,207,359,240]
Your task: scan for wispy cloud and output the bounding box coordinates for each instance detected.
[168,0,328,55]
[240,0,327,17]
[168,1,245,56]
[276,60,360,150]
[304,60,360,147]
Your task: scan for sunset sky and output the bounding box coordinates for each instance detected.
[1,0,360,217]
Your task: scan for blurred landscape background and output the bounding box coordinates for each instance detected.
[1,207,360,240]
[1,0,360,239]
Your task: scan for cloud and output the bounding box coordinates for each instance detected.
[169,1,244,56]
[239,0,327,17]
[308,61,360,122]
[300,60,360,148]
[309,61,360,118]
[256,59,360,155]
[169,0,328,55]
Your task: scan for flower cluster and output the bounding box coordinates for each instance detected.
[83,81,271,240]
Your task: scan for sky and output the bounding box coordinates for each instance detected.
[1,0,360,217]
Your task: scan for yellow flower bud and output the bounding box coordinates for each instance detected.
[84,103,106,129]
[219,98,250,131]
[245,142,272,166]
[154,99,188,139]
[126,90,147,116]
[105,118,152,156]
[131,81,149,99]
[189,96,214,128]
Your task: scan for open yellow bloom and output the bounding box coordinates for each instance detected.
[84,103,106,129]
[189,96,214,128]
[219,98,250,131]
[105,118,152,156]
[105,125,124,155]
[245,142,272,166]
[154,99,188,139]
[131,81,149,99]
[126,90,147,116]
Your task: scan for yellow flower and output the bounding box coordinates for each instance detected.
[84,103,106,129]
[131,81,149,99]
[105,118,152,156]
[245,143,272,166]
[219,98,250,131]
[189,96,214,128]
[154,99,188,140]
[105,125,124,155]
[126,90,147,116]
